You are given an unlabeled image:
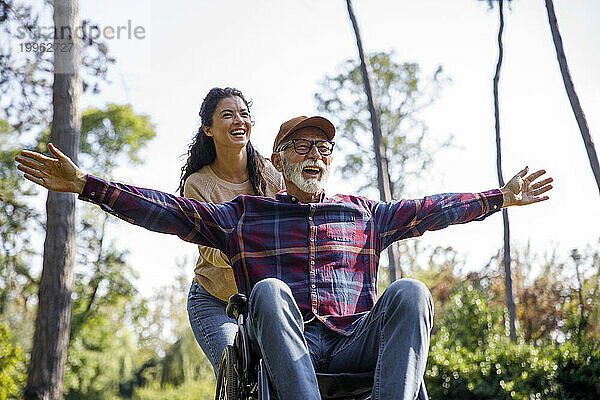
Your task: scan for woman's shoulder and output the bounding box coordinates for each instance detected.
[183,166,217,200]
[263,159,285,195]
[184,165,214,186]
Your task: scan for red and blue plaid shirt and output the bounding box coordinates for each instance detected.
[80,175,503,335]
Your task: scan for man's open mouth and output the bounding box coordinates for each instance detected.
[302,166,321,177]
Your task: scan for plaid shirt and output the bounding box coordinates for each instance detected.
[80,175,503,335]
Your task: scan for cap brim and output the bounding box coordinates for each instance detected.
[279,116,335,147]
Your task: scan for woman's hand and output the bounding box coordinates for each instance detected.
[501,166,553,207]
[15,143,87,194]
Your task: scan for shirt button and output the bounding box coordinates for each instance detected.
[310,238,314,242]
[91,192,95,196]
[493,205,498,209]
[311,284,316,289]
[308,216,313,220]
[310,260,315,265]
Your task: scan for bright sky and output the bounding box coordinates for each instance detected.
[55,0,600,297]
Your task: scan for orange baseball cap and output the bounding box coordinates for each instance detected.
[273,116,336,152]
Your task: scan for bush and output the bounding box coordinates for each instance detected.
[131,380,215,400]
[425,284,600,399]
[0,323,26,400]
[555,343,600,399]
[427,331,562,399]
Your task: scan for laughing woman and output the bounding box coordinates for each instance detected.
[179,87,283,374]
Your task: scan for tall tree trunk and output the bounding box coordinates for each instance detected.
[544,0,600,196]
[346,0,402,282]
[493,0,517,342]
[25,0,81,398]
[570,249,587,340]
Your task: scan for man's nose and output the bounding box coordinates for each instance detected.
[306,143,322,159]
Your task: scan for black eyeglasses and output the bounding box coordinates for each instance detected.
[277,139,335,156]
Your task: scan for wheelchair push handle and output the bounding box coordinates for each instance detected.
[226,293,248,319]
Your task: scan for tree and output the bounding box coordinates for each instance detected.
[315,52,447,199]
[2,103,155,398]
[1,1,115,345]
[344,0,401,282]
[1,0,115,369]
[2,3,147,397]
[51,104,154,399]
[24,0,82,398]
[0,0,113,134]
[544,0,600,197]
[479,0,518,341]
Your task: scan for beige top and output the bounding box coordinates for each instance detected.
[183,161,284,301]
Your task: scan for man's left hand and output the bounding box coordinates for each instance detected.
[501,166,553,207]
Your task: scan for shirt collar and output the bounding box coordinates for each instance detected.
[275,189,327,204]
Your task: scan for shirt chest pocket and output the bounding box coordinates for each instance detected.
[323,222,356,243]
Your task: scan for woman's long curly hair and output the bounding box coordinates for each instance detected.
[178,87,267,196]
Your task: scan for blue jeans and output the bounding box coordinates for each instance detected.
[246,278,433,400]
[187,281,237,375]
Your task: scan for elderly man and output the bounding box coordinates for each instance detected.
[16,116,552,400]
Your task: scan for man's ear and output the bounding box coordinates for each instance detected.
[271,152,283,172]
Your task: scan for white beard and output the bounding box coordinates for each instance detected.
[280,154,330,194]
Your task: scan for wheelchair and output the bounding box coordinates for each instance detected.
[215,293,374,400]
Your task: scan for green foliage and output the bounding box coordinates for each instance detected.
[0,323,26,400]
[63,208,148,399]
[555,343,600,398]
[63,310,138,400]
[439,284,504,349]
[426,280,600,399]
[0,123,38,349]
[131,380,215,400]
[158,329,214,388]
[61,105,157,398]
[427,285,560,399]
[315,51,450,197]
[118,261,215,397]
[36,104,156,176]
[80,104,156,172]
[1,101,157,398]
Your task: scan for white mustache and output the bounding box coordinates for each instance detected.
[299,159,327,171]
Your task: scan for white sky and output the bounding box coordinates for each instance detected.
[41,0,600,297]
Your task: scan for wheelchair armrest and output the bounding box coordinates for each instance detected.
[226,293,248,319]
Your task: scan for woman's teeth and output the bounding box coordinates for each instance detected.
[230,129,245,136]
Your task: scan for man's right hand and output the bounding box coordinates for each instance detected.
[500,166,553,207]
[15,143,87,194]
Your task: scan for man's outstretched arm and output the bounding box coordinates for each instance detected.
[372,166,553,246]
[15,144,239,250]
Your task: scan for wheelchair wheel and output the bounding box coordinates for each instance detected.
[215,346,240,400]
